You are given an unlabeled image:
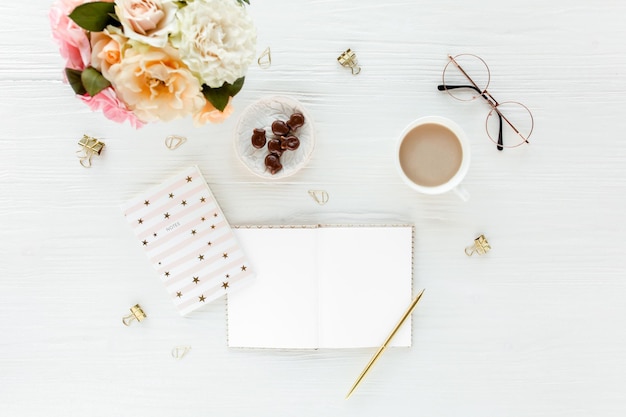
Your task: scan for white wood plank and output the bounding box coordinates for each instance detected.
[1,1,626,416]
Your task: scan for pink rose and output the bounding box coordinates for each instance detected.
[193,98,234,127]
[49,0,116,70]
[49,1,91,70]
[79,87,146,128]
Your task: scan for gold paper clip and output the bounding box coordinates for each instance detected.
[465,235,491,256]
[257,46,272,69]
[77,134,104,168]
[337,48,361,75]
[165,135,187,150]
[171,345,192,360]
[308,190,329,205]
[122,304,147,326]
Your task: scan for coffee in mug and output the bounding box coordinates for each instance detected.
[396,116,470,200]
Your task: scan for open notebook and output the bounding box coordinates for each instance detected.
[227,225,414,349]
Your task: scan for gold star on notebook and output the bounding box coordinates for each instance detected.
[199,295,206,302]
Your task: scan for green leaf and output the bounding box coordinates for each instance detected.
[202,77,246,111]
[65,68,86,95]
[236,0,250,5]
[69,2,117,32]
[107,12,120,24]
[226,77,245,97]
[81,67,111,96]
[202,85,229,112]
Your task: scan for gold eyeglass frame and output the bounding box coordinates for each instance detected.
[440,54,534,150]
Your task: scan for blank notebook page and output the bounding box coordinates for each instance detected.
[227,226,413,349]
[316,226,413,348]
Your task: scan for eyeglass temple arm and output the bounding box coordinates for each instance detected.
[496,111,504,151]
[438,84,496,107]
[437,84,482,95]
[438,84,497,109]
[485,91,504,151]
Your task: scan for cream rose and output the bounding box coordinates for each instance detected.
[90,27,127,80]
[171,0,256,88]
[107,43,205,122]
[114,0,177,47]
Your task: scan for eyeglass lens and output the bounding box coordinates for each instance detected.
[486,102,534,148]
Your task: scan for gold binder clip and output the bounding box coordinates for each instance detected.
[165,135,187,150]
[77,134,104,168]
[337,48,361,75]
[171,345,192,360]
[257,46,272,69]
[308,190,329,205]
[465,235,491,256]
[122,304,147,326]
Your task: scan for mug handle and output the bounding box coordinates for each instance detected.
[453,184,470,202]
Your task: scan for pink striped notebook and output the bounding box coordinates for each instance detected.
[121,166,254,316]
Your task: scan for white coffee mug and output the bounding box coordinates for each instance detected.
[396,116,470,201]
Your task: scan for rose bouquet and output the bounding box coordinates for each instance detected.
[49,0,256,128]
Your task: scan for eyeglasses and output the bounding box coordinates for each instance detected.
[438,54,534,151]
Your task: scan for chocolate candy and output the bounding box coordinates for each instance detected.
[281,135,300,151]
[271,120,290,136]
[264,153,283,175]
[267,138,284,156]
[287,112,305,131]
[251,128,267,149]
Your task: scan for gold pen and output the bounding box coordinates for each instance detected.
[345,288,425,399]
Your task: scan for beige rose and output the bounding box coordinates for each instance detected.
[114,0,177,47]
[193,98,234,126]
[90,27,127,80]
[107,43,205,122]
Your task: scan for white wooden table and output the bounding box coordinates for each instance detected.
[2,1,626,416]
